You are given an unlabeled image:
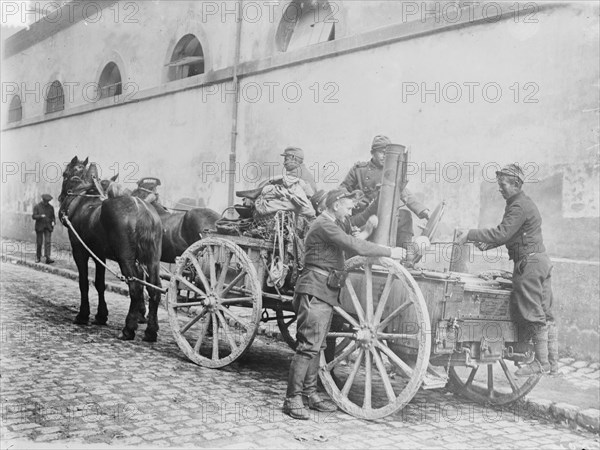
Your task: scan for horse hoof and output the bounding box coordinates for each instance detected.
[142,331,157,342]
[91,319,108,326]
[73,316,89,325]
[118,332,135,341]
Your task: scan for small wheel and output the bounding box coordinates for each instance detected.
[319,256,431,420]
[448,360,542,405]
[166,237,262,368]
[275,307,297,350]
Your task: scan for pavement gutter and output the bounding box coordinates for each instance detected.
[2,253,599,433]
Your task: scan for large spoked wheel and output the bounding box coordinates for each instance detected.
[166,237,262,368]
[448,360,542,405]
[319,256,431,420]
[275,307,298,350]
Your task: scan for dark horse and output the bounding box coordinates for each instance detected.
[130,178,220,263]
[58,157,163,341]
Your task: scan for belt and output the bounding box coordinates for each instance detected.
[305,265,330,277]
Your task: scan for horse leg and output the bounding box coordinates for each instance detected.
[143,263,161,342]
[92,261,108,325]
[118,263,143,341]
[138,290,148,324]
[73,247,90,325]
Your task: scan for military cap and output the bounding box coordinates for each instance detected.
[371,135,391,153]
[41,194,53,201]
[325,188,363,208]
[496,163,524,183]
[311,189,327,210]
[281,147,304,160]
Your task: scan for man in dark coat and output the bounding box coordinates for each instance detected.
[456,164,558,376]
[283,188,406,420]
[340,135,430,248]
[32,194,56,264]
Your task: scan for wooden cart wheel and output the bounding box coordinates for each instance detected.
[319,256,431,420]
[275,307,298,350]
[447,360,542,405]
[166,237,262,368]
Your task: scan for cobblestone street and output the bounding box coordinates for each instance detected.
[1,262,599,449]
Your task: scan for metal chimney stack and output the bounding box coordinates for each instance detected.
[371,144,408,246]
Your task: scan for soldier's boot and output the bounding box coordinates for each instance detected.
[547,321,559,375]
[515,324,550,377]
[284,356,311,420]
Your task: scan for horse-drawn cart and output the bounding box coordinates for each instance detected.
[165,145,541,420]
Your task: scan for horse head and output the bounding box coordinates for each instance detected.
[101,173,132,198]
[59,156,89,202]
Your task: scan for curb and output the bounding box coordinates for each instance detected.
[3,254,599,433]
[3,255,129,297]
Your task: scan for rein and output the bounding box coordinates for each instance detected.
[61,214,167,294]
[59,173,166,294]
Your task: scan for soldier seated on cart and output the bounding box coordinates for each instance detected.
[340,135,431,252]
[281,146,317,197]
[456,164,558,376]
[284,188,406,420]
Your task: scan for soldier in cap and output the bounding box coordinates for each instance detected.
[456,163,558,376]
[340,135,430,248]
[283,188,406,420]
[32,193,56,264]
[281,146,317,196]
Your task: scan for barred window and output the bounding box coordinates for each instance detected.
[276,0,335,52]
[167,34,205,81]
[45,80,64,114]
[98,62,122,99]
[8,95,22,123]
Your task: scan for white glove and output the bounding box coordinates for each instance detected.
[390,247,406,260]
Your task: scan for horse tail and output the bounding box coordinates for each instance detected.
[133,197,162,265]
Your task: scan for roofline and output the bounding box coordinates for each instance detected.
[3,0,118,59]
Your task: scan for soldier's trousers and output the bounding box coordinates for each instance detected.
[513,252,556,353]
[286,294,333,399]
[395,209,414,248]
[36,230,52,260]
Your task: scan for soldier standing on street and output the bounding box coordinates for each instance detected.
[340,135,430,249]
[32,193,56,264]
[283,188,406,420]
[456,164,558,376]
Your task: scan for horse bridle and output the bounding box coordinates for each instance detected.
[59,175,103,225]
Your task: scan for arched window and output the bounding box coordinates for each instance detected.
[45,80,64,113]
[98,62,122,99]
[167,34,205,81]
[8,95,22,123]
[276,0,335,52]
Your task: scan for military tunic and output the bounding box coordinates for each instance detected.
[467,190,553,325]
[285,163,317,196]
[341,159,427,216]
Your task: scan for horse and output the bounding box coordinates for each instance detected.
[130,178,220,263]
[58,156,163,341]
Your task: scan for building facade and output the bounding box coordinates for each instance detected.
[2,0,599,257]
[1,0,599,359]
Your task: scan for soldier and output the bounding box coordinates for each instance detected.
[283,188,406,420]
[456,164,558,376]
[32,193,56,264]
[340,135,430,248]
[281,146,317,196]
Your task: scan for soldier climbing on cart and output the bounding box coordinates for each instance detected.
[455,163,558,376]
[283,188,406,420]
